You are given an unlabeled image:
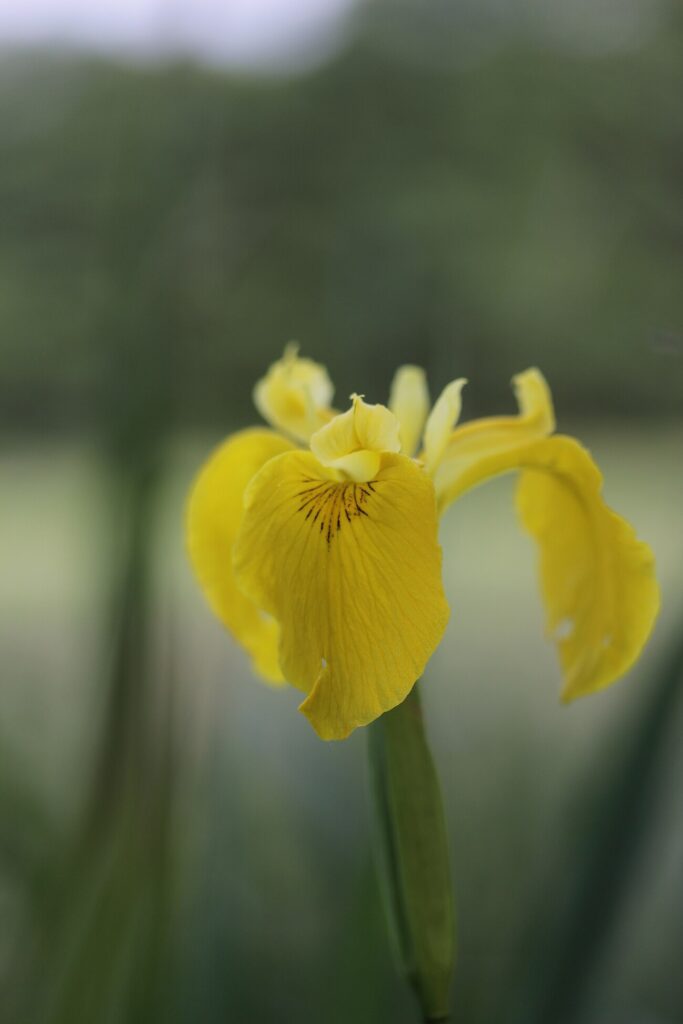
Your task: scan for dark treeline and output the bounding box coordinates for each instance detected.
[1,1,682,441]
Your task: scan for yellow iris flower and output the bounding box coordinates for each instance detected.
[187,346,660,741]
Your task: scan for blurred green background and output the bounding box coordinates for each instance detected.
[1,1,683,1021]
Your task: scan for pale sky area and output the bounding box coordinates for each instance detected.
[0,0,359,68]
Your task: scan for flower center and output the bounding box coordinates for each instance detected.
[309,394,401,483]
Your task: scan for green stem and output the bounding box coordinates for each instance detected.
[368,684,455,1023]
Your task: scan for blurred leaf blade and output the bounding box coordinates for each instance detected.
[511,622,683,1024]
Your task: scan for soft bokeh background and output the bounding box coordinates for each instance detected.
[1,2,682,1022]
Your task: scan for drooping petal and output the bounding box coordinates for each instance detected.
[233,450,450,739]
[437,428,659,700]
[253,344,334,443]
[187,428,294,683]
[433,368,555,513]
[310,395,401,483]
[515,437,659,701]
[423,378,467,472]
[389,365,430,456]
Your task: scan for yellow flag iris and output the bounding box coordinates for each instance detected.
[187,349,660,740]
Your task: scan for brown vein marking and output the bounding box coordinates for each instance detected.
[295,479,379,544]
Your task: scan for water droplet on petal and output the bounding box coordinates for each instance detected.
[554,617,575,641]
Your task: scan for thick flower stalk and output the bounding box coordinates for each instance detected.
[187,346,659,740]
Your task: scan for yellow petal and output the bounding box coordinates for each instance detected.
[423,378,467,472]
[186,428,294,683]
[516,437,659,700]
[253,344,334,443]
[233,451,450,739]
[433,368,555,513]
[437,423,659,700]
[389,365,430,456]
[310,395,401,483]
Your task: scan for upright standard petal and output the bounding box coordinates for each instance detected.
[423,378,468,473]
[233,451,450,739]
[515,437,659,701]
[433,368,555,513]
[389,365,430,456]
[253,345,335,443]
[186,428,294,683]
